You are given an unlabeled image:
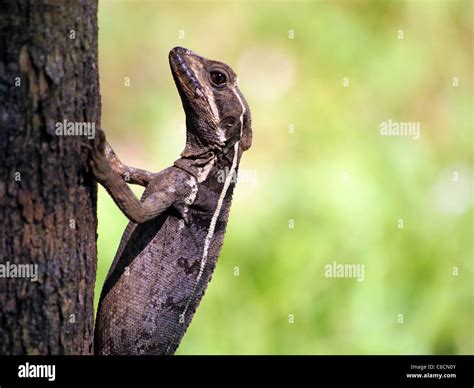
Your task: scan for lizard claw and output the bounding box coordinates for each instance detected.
[89,129,111,182]
[93,128,106,154]
[182,212,191,226]
[176,207,191,226]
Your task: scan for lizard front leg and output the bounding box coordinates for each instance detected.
[90,131,177,224]
[104,142,155,187]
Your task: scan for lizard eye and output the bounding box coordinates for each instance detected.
[210,71,227,87]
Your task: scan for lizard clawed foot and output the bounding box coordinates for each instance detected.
[89,129,112,183]
[94,128,106,154]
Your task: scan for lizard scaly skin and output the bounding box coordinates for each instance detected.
[91,47,252,355]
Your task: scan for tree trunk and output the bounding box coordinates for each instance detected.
[0,0,100,354]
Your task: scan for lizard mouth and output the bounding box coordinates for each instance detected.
[169,47,205,99]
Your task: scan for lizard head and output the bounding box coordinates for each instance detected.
[169,47,252,157]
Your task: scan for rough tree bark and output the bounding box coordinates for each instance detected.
[0,0,100,354]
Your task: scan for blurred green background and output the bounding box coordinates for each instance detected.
[95,0,473,354]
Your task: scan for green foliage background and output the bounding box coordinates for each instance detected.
[95,0,473,354]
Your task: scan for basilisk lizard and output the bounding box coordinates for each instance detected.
[91,47,252,355]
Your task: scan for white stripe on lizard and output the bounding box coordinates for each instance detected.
[179,86,246,322]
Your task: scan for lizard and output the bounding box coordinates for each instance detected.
[91,46,252,355]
